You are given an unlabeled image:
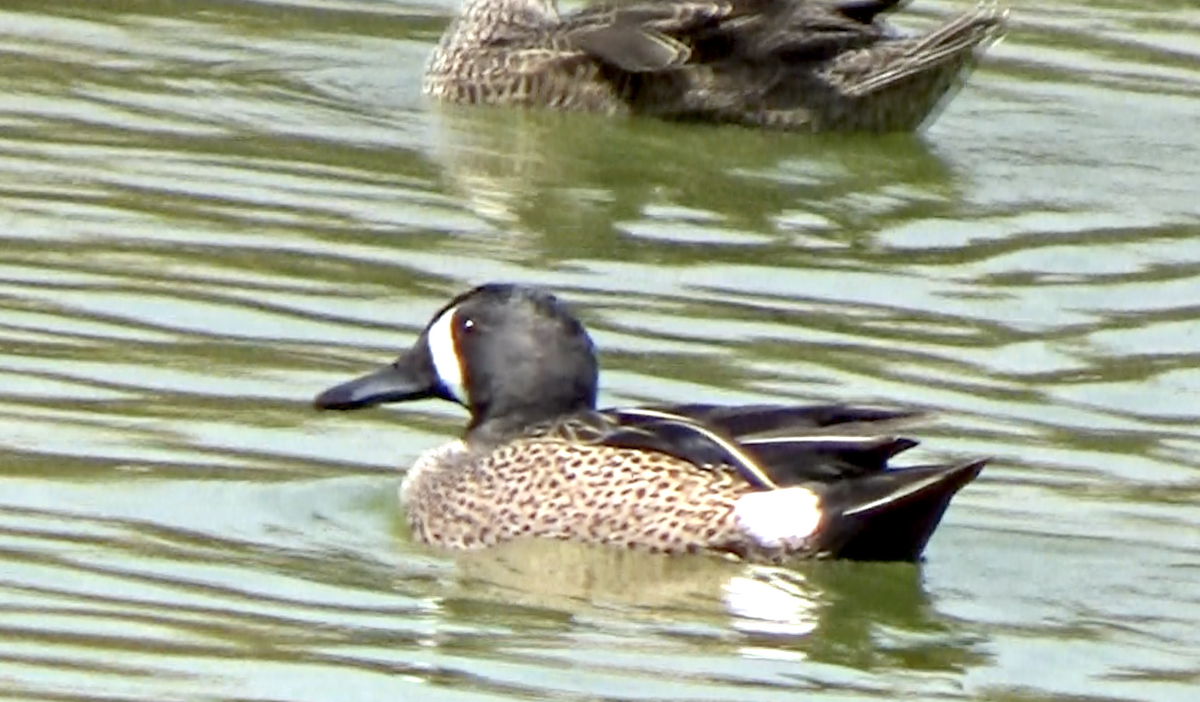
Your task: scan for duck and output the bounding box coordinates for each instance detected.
[313,283,986,563]
[422,0,1009,131]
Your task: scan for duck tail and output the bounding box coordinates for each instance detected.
[834,3,1009,99]
[813,459,987,562]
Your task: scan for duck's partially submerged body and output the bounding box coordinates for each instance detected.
[313,283,987,564]
[423,0,1008,131]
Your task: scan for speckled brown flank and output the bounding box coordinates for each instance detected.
[401,437,801,561]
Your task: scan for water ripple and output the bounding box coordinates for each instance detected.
[1,1,1199,701]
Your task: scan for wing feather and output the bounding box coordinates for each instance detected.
[530,404,929,489]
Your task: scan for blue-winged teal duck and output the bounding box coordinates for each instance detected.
[423,0,1008,131]
[314,284,986,563]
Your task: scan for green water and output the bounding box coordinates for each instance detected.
[1,1,1198,700]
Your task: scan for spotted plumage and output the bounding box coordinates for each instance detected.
[422,0,1009,131]
[314,283,987,563]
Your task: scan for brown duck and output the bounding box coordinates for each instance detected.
[313,283,987,563]
[423,0,1008,130]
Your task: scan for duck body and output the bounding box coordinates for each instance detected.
[314,284,986,563]
[423,0,1009,131]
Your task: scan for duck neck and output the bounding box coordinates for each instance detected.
[466,394,593,447]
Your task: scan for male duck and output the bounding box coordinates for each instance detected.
[314,284,986,563]
[423,0,1009,131]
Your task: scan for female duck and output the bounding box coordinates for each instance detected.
[314,283,986,563]
[423,0,1009,131]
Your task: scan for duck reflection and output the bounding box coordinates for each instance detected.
[421,538,986,672]
[423,104,961,255]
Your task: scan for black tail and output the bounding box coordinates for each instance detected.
[814,459,986,562]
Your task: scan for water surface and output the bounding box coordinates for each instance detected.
[1,1,1199,701]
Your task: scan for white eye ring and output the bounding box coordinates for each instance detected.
[426,306,467,405]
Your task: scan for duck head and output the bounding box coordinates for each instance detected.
[314,283,599,438]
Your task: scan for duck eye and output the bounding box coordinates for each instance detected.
[460,317,476,333]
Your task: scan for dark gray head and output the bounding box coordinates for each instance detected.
[314,283,599,440]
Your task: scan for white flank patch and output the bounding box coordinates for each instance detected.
[733,488,822,548]
[426,306,468,405]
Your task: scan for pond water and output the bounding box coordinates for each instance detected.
[1,1,1199,700]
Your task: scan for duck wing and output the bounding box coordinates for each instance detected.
[552,2,730,73]
[553,0,907,72]
[529,408,778,488]
[638,402,924,438]
[476,2,724,75]
[546,403,926,489]
[637,403,929,483]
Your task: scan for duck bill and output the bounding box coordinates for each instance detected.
[313,346,438,411]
